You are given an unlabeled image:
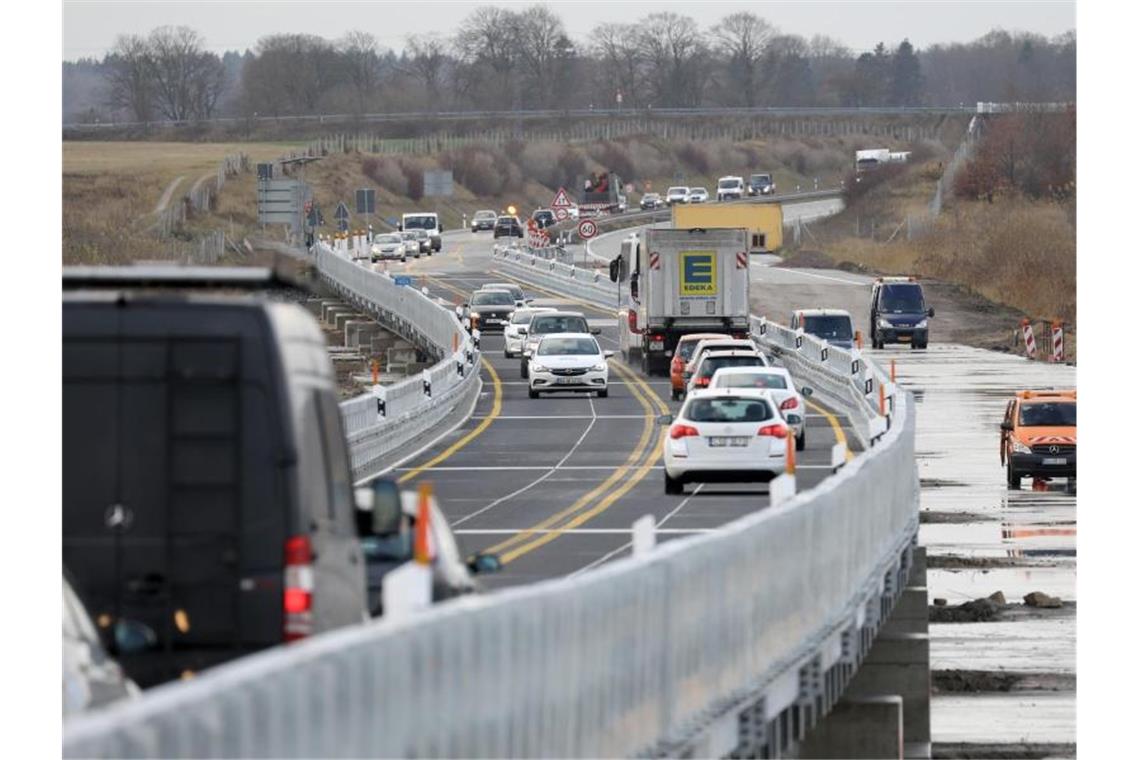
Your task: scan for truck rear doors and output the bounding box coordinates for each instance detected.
[642,228,750,327]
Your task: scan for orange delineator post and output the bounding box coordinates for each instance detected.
[855,330,863,350]
[879,384,887,416]
[414,482,432,565]
[786,432,796,475]
[371,359,379,385]
[890,359,896,382]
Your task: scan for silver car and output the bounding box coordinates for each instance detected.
[371,233,407,262]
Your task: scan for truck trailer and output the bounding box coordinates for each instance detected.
[612,228,752,375]
[671,202,783,253]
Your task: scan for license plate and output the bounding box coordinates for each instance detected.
[897,335,912,343]
[709,437,748,447]
[555,377,581,385]
[486,318,502,324]
[1042,457,1067,466]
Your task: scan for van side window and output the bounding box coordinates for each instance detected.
[315,393,353,524]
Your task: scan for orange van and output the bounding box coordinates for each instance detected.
[1000,390,1076,488]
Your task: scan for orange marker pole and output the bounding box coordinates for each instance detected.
[414,482,432,565]
[786,432,796,475]
[890,359,896,382]
[879,384,887,416]
[371,359,379,385]
[855,330,864,350]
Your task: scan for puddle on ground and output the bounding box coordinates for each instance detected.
[931,618,1075,673]
[932,693,1075,744]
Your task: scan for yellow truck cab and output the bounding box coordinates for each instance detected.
[1000,390,1076,489]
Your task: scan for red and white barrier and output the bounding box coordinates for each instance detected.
[1021,319,1036,358]
[1051,321,1064,362]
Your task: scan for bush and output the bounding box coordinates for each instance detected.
[361,156,407,196]
[399,159,424,201]
[675,142,710,175]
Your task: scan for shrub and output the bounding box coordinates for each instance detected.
[675,142,710,175]
[361,156,408,196]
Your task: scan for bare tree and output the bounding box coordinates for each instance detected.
[515,6,575,108]
[104,34,155,121]
[147,26,225,121]
[341,31,381,112]
[242,34,338,116]
[405,34,450,106]
[635,12,707,107]
[455,6,521,108]
[710,11,775,106]
[588,23,643,108]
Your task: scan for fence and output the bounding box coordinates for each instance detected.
[63,249,918,758]
[313,242,482,479]
[152,152,249,240]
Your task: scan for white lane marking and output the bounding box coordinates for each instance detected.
[496,380,671,386]
[751,265,870,286]
[569,483,708,576]
[393,464,836,472]
[470,414,646,420]
[452,394,600,526]
[455,528,711,535]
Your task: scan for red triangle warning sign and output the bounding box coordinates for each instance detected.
[550,187,573,209]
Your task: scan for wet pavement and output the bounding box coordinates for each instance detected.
[884,343,1076,752]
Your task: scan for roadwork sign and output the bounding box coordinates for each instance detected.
[577,219,598,239]
[551,187,573,209]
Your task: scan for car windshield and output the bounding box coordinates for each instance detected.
[700,355,764,377]
[538,337,599,356]
[685,397,773,423]
[475,211,496,219]
[751,175,770,183]
[511,311,541,325]
[695,343,750,362]
[668,187,686,195]
[880,284,925,313]
[718,372,788,390]
[532,316,589,334]
[497,217,516,226]
[402,216,436,230]
[803,316,854,341]
[692,188,707,194]
[375,234,401,244]
[719,179,741,188]
[644,194,659,200]
[1019,402,1076,427]
[472,291,514,306]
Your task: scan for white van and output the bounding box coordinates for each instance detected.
[716,176,744,201]
[400,212,442,252]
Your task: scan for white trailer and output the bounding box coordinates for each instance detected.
[613,228,751,375]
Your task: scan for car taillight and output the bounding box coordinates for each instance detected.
[627,310,639,334]
[670,424,700,440]
[284,535,313,642]
[757,424,788,438]
[695,377,710,387]
[780,397,799,410]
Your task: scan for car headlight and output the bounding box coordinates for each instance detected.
[878,318,893,329]
[915,319,928,329]
[529,364,548,373]
[1011,439,1032,455]
[591,363,606,372]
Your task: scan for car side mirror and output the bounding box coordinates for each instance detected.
[396,223,403,231]
[801,387,814,397]
[603,350,615,358]
[927,307,935,318]
[590,327,601,335]
[656,413,674,426]
[466,552,502,575]
[355,479,403,536]
[1000,421,1013,432]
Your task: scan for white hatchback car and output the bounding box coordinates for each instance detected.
[528,333,612,398]
[687,349,770,394]
[709,366,813,451]
[661,388,789,494]
[503,307,555,358]
[688,187,710,203]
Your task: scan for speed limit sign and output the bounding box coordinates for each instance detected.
[555,208,568,221]
[578,219,598,239]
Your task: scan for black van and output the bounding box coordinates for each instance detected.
[63,288,369,688]
[869,277,935,349]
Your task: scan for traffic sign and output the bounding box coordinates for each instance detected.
[334,202,350,221]
[577,219,598,239]
[555,208,569,221]
[394,275,413,287]
[551,187,573,209]
[355,188,375,214]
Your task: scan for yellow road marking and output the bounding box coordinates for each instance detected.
[397,350,502,484]
[806,399,854,462]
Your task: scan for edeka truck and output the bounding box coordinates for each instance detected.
[612,228,751,376]
[671,202,783,253]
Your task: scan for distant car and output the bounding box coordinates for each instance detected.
[532,209,556,229]
[688,349,769,394]
[478,282,528,308]
[504,306,556,358]
[399,230,426,258]
[709,366,812,450]
[371,233,407,262]
[666,186,690,206]
[716,176,744,202]
[520,311,593,378]
[357,479,501,617]
[466,289,517,332]
[640,193,664,210]
[670,332,731,401]
[683,338,766,390]
[471,209,498,232]
[63,576,140,717]
[565,205,580,220]
[1000,390,1077,489]
[790,308,856,350]
[661,388,789,495]
[400,212,442,251]
[528,333,612,399]
[748,173,775,196]
[688,187,709,203]
[410,229,433,254]
[493,215,523,239]
[870,277,933,349]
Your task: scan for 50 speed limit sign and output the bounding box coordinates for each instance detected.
[577,219,598,239]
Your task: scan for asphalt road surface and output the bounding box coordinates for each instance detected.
[372,229,858,589]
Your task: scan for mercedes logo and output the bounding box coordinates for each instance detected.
[1049,445,1060,455]
[104,503,134,531]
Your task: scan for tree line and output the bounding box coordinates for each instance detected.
[63,8,1076,124]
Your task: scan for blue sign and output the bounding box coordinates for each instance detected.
[394,275,414,287]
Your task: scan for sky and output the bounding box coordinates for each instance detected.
[62,0,1076,60]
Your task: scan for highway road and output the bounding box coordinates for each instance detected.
[367,230,859,589]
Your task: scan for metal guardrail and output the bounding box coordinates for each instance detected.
[63,239,918,760]
[314,243,481,479]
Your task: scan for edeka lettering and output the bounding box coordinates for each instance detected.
[680,251,718,296]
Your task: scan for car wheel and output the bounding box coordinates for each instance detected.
[401,257,406,263]
[528,388,539,399]
[1006,463,1020,489]
[796,431,806,451]
[665,473,684,495]
[504,351,512,359]
[597,388,608,399]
